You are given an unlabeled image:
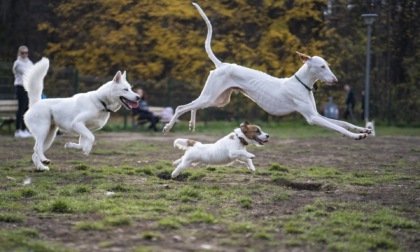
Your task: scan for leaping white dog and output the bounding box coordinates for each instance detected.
[24,58,140,171]
[171,121,269,178]
[163,3,371,140]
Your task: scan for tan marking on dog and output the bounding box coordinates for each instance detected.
[243,125,260,140]
[229,134,234,140]
[187,139,197,147]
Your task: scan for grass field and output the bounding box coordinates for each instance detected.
[0,120,419,251]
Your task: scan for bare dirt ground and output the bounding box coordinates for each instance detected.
[1,131,419,251]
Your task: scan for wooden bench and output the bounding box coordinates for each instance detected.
[131,106,176,131]
[0,100,18,132]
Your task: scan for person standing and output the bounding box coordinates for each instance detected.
[343,84,356,121]
[12,45,33,138]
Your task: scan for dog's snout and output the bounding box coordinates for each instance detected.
[135,95,140,101]
[266,134,269,138]
[332,77,338,84]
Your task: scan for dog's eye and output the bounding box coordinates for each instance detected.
[123,88,129,91]
[321,65,326,69]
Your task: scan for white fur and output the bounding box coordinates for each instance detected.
[171,124,269,178]
[24,58,140,171]
[366,121,375,137]
[163,3,371,140]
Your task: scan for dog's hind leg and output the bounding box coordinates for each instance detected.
[40,126,59,165]
[32,137,50,171]
[163,68,234,133]
[189,110,197,132]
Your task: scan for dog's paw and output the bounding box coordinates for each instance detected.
[41,159,51,165]
[171,172,179,179]
[248,166,256,172]
[188,122,195,132]
[162,124,170,135]
[64,142,77,149]
[37,166,49,172]
[354,133,368,140]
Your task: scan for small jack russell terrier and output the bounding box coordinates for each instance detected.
[171,121,269,178]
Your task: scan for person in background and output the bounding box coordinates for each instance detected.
[343,84,356,121]
[12,45,33,138]
[360,90,365,121]
[322,96,339,119]
[134,88,160,131]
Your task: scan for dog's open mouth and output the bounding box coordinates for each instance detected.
[120,97,139,109]
[254,137,269,145]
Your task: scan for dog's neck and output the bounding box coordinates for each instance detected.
[100,100,113,112]
[95,84,120,112]
[234,128,249,146]
[294,64,318,91]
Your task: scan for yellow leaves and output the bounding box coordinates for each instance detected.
[42,0,331,83]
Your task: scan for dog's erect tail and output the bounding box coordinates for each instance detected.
[174,138,201,151]
[23,57,49,107]
[192,3,222,68]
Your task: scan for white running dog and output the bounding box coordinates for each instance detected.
[163,3,371,140]
[171,121,269,178]
[24,58,140,171]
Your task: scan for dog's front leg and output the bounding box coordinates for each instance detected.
[239,157,256,172]
[322,117,371,134]
[66,122,95,155]
[306,114,368,140]
[171,159,191,178]
[229,150,255,160]
[231,150,256,172]
[307,92,371,134]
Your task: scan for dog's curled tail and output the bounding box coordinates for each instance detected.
[174,138,201,150]
[23,57,49,107]
[192,2,222,68]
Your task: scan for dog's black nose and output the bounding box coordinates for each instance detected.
[266,134,269,138]
[135,95,140,101]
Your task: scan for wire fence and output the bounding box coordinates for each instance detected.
[1,63,283,128]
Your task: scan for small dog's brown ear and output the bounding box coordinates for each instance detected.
[240,121,249,132]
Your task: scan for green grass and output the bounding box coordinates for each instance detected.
[283,200,418,251]
[0,121,418,251]
[103,118,420,138]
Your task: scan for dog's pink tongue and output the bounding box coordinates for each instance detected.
[130,101,139,109]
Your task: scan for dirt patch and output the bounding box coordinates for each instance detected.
[0,132,419,251]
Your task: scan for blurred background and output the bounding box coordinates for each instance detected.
[0,0,419,126]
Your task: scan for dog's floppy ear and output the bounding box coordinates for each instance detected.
[240,121,250,132]
[296,51,311,63]
[113,71,122,84]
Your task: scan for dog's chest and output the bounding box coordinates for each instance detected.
[85,113,110,131]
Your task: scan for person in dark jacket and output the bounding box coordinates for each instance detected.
[134,88,160,131]
[343,84,355,121]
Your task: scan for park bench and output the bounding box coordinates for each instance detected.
[131,106,177,131]
[0,100,18,132]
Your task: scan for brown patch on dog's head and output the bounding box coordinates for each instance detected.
[187,139,196,147]
[240,121,259,140]
[229,134,235,140]
[239,121,270,146]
